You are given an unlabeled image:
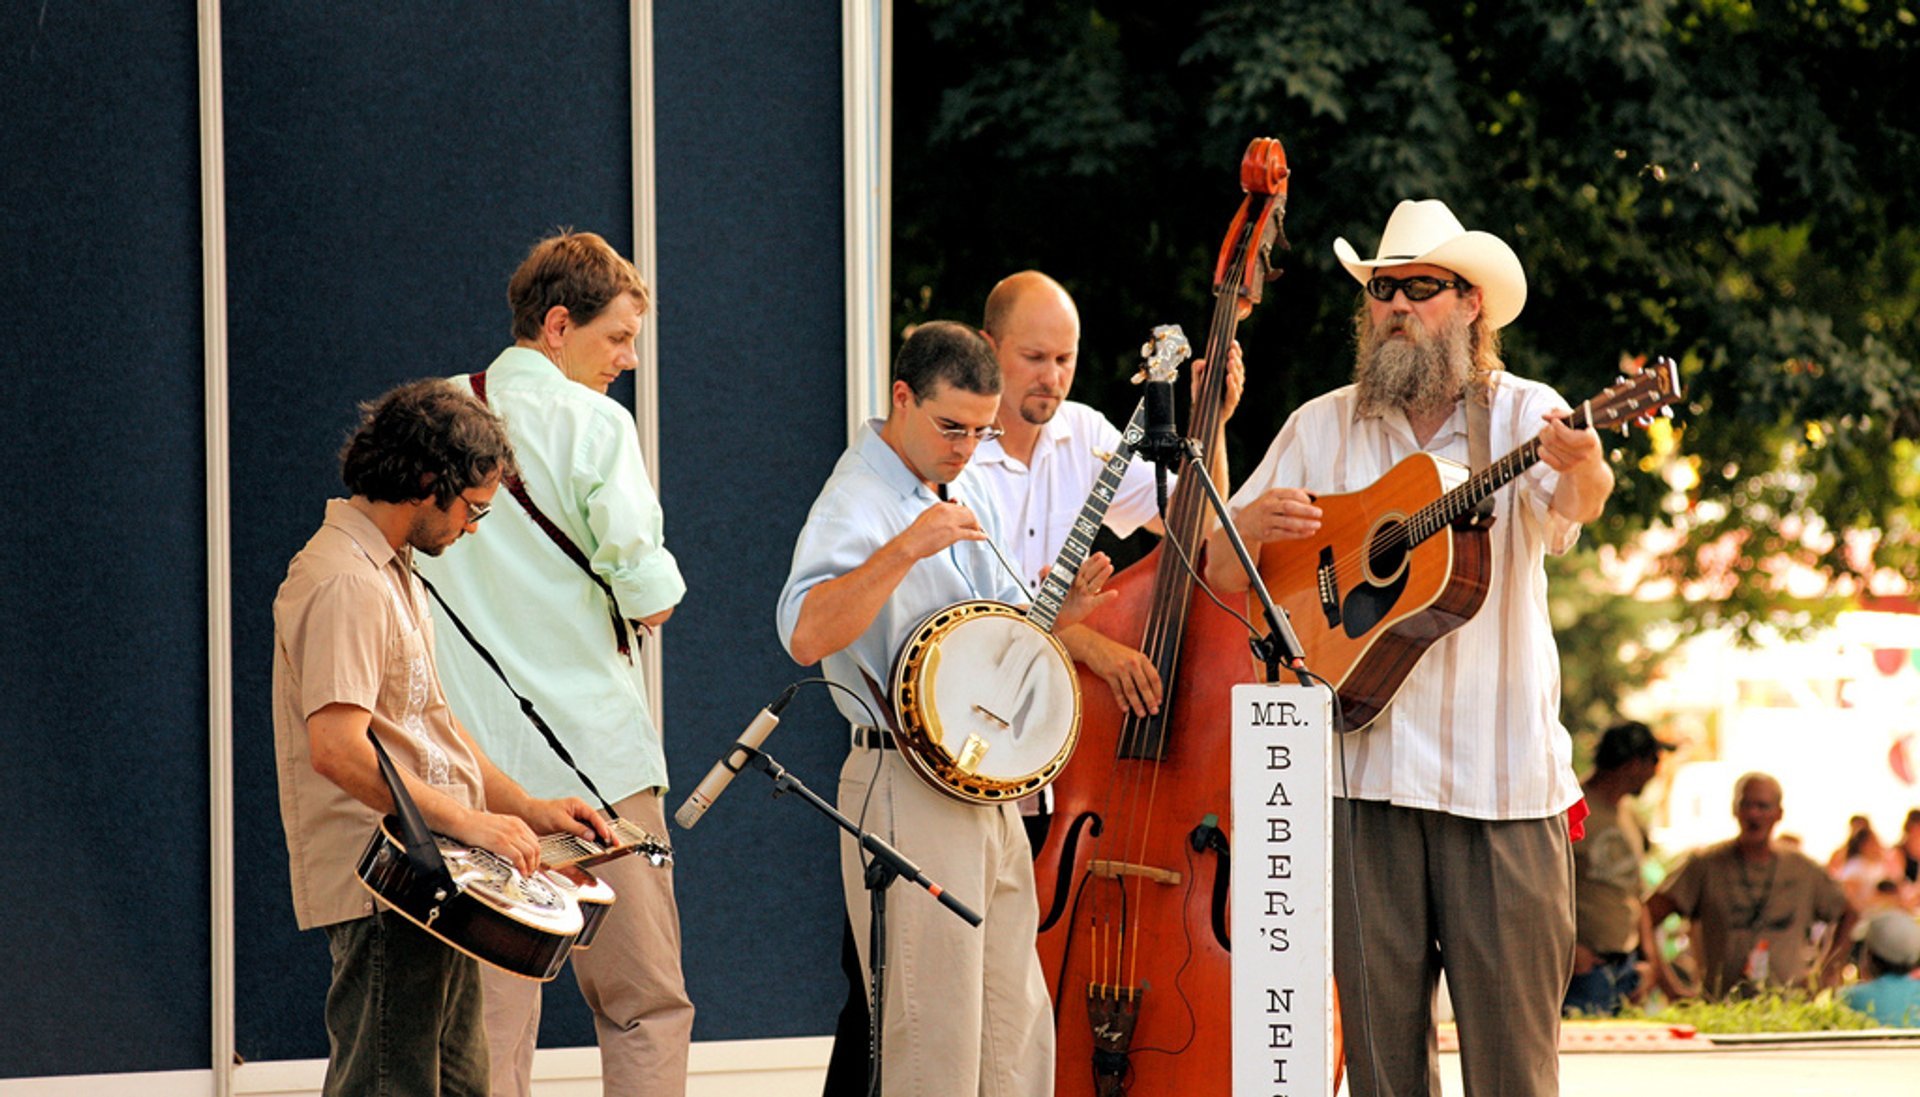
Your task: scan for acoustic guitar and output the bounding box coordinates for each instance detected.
[1253,359,1682,729]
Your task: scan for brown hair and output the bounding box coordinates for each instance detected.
[507,230,650,342]
[339,379,517,507]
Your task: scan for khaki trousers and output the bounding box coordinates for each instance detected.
[483,790,695,1097]
[838,747,1055,1097]
[1332,800,1574,1097]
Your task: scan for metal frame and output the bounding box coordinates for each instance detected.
[198,2,235,1093]
[842,0,893,438]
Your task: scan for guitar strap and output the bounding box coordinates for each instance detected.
[1466,369,1497,520]
[414,566,621,818]
[364,727,452,881]
[468,370,635,664]
[858,669,905,739]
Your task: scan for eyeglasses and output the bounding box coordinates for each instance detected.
[919,402,1004,443]
[460,496,493,525]
[1365,274,1472,303]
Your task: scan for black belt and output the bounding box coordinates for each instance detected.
[851,725,896,751]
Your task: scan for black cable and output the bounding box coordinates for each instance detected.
[1149,486,1384,1092]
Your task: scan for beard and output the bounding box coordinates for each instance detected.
[1353,306,1476,419]
[1018,390,1063,425]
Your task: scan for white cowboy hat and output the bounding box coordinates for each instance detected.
[1334,199,1527,330]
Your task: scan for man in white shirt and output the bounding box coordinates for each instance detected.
[973,270,1242,722]
[1205,200,1614,1096]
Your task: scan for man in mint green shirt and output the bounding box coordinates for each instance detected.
[417,231,691,1097]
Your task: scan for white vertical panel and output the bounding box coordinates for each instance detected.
[631,1,666,728]
[198,2,235,1094]
[841,0,893,440]
[1231,683,1335,1097]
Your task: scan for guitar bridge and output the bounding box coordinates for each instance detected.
[1316,546,1341,629]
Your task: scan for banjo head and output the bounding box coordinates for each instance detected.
[891,600,1082,804]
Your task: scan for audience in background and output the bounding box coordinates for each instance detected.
[1839,911,1920,1027]
[1645,772,1857,998]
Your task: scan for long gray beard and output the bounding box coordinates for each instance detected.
[1354,309,1475,419]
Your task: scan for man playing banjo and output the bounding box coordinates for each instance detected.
[777,321,1112,1097]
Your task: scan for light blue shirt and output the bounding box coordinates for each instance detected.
[777,420,1027,726]
[1839,973,1920,1027]
[418,347,686,801]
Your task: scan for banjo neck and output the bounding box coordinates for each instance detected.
[1028,400,1147,634]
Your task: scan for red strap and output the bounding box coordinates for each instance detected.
[468,372,633,663]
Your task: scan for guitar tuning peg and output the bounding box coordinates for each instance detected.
[1660,406,1674,419]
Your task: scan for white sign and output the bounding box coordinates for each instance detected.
[1231,682,1334,1097]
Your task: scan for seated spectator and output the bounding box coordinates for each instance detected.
[1827,814,1873,873]
[1832,819,1892,911]
[1893,809,1920,910]
[1645,772,1858,998]
[1838,911,1920,1027]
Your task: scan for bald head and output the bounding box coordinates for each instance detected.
[984,270,1075,339]
[982,271,1080,428]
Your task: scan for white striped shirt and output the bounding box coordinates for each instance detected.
[1228,375,1584,820]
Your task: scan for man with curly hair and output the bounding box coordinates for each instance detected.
[272,379,610,1097]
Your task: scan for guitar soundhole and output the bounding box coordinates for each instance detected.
[1365,520,1409,583]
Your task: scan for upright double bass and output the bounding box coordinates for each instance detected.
[1035,138,1334,1095]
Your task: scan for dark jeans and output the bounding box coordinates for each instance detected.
[1563,950,1642,1017]
[321,908,489,1097]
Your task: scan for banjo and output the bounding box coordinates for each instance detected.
[889,325,1191,804]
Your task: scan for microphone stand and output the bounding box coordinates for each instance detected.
[734,745,981,1096]
[1142,432,1311,687]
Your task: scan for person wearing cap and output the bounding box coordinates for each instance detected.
[1564,721,1683,1016]
[1839,911,1920,1026]
[1205,199,1614,1095]
[1646,772,1857,998]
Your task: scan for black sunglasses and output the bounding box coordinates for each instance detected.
[1365,274,1472,303]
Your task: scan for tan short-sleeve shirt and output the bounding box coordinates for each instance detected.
[272,499,487,929]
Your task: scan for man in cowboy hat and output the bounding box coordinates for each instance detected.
[1205,199,1615,1096]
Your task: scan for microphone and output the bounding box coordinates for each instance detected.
[1144,373,1180,515]
[673,685,800,829]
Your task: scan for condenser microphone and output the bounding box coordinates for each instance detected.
[1143,374,1180,514]
[673,684,799,829]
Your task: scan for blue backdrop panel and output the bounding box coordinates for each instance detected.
[221,5,635,1062]
[0,4,209,1080]
[653,4,852,1040]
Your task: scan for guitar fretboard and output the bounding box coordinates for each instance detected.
[538,816,673,869]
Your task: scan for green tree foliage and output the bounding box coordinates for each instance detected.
[894,0,1920,725]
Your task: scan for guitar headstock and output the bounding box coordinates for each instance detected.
[1578,355,1683,434]
[1133,323,1192,385]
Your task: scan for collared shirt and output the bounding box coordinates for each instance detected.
[1227,376,1583,820]
[1575,795,1652,953]
[417,347,686,801]
[777,420,1028,726]
[971,400,1164,594]
[1651,840,1851,997]
[272,499,487,929]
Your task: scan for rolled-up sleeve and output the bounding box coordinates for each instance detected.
[580,411,687,620]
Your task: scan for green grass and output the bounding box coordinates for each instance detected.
[1622,990,1879,1033]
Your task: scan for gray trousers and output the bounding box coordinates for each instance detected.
[1332,799,1574,1097]
[481,790,694,1097]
